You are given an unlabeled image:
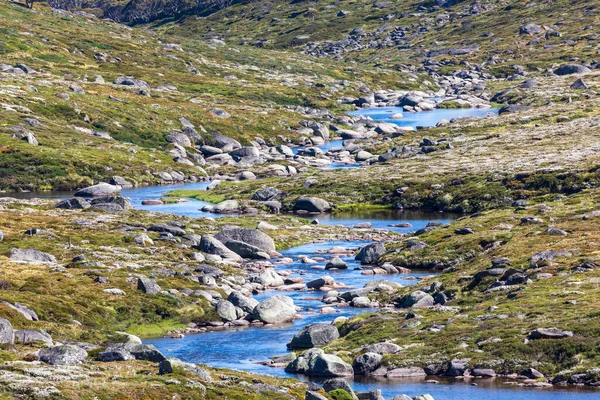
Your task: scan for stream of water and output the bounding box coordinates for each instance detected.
[7,106,595,398]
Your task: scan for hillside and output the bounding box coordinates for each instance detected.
[0,1,416,191]
[157,0,600,73]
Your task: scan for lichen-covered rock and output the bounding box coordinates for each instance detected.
[352,352,382,375]
[215,228,275,253]
[285,348,353,377]
[0,318,14,345]
[9,248,56,263]
[294,197,331,213]
[74,183,121,197]
[158,358,213,382]
[355,242,386,265]
[288,323,339,349]
[39,345,87,365]
[252,295,296,323]
[137,278,161,294]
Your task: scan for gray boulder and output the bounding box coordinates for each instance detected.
[9,248,56,263]
[325,256,348,270]
[253,269,284,287]
[148,224,186,236]
[364,342,401,354]
[520,368,544,379]
[74,183,121,197]
[355,242,386,265]
[353,352,383,375]
[195,235,241,260]
[398,291,434,309]
[0,318,14,345]
[252,187,284,201]
[285,348,353,377]
[14,329,52,346]
[105,343,165,362]
[554,64,591,75]
[519,23,541,35]
[570,78,588,90]
[322,378,357,399]
[2,302,38,321]
[306,276,334,289]
[216,300,238,322]
[159,358,212,381]
[212,132,240,149]
[215,228,276,253]
[252,295,296,324]
[225,240,270,259]
[529,328,573,339]
[55,198,91,209]
[90,196,132,210]
[213,200,240,214]
[39,345,87,365]
[288,323,339,349]
[113,76,150,88]
[137,278,162,294]
[294,197,331,213]
[97,349,135,362]
[227,291,259,313]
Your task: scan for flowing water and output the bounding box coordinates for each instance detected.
[347,106,499,126]
[292,106,499,167]
[4,106,595,398]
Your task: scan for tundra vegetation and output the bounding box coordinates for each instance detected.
[1,0,600,398]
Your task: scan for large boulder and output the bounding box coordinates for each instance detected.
[211,132,241,150]
[225,240,270,260]
[386,367,427,378]
[252,187,284,201]
[74,183,121,197]
[252,295,296,323]
[14,329,52,346]
[103,343,165,362]
[113,76,150,88]
[39,345,87,365]
[363,342,401,354]
[55,198,91,209]
[352,352,382,375]
[9,248,56,263]
[216,300,238,322]
[325,256,348,270]
[529,328,573,339]
[397,291,434,309]
[554,64,591,76]
[253,269,285,287]
[306,276,334,289]
[90,196,132,211]
[227,291,259,313]
[195,235,242,260]
[322,378,356,399]
[355,242,386,265]
[97,348,135,362]
[148,223,186,237]
[285,348,353,377]
[288,323,339,349]
[137,278,162,294]
[215,228,275,253]
[159,358,212,382]
[294,197,331,213]
[213,200,240,214]
[0,318,14,345]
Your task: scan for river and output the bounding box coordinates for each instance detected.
[7,106,596,398]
